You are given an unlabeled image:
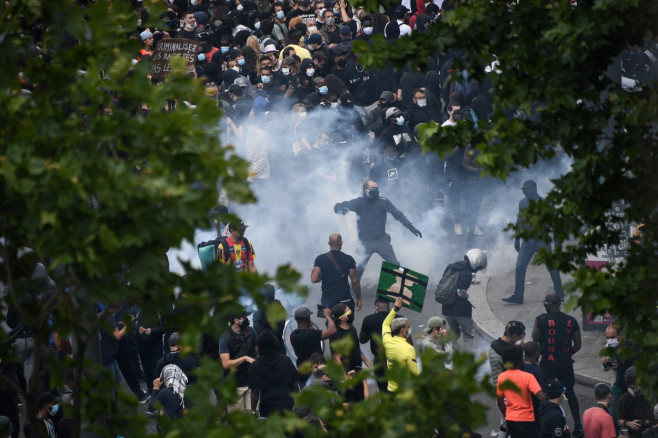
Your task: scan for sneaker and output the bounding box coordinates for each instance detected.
[502,295,523,304]
[17,394,24,407]
[454,223,463,235]
[137,393,151,405]
[473,226,484,236]
[145,409,160,417]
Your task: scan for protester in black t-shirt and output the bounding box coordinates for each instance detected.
[329,303,371,403]
[311,233,362,311]
[359,297,391,392]
[289,307,336,387]
[532,293,583,437]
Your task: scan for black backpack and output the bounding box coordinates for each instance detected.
[434,267,460,306]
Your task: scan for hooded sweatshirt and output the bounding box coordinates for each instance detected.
[248,330,298,417]
[539,400,571,438]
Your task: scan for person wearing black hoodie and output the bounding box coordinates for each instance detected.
[154,332,198,384]
[539,380,571,438]
[248,330,299,417]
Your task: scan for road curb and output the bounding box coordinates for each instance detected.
[472,275,600,389]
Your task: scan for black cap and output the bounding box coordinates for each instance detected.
[594,382,611,399]
[229,221,248,232]
[294,307,312,319]
[168,332,180,347]
[36,392,57,410]
[546,379,564,399]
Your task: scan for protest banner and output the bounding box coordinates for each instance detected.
[151,38,199,78]
[376,261,428,312]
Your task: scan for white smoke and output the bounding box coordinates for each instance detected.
[168,102,573,295]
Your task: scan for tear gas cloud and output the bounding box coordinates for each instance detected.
[168,107,572,292]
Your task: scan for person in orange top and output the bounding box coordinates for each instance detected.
[496,345,547,438]
[138,30,154,62]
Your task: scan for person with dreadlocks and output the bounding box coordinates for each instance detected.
[148,364,189,418]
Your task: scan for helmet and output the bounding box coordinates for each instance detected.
[465,249,487,272]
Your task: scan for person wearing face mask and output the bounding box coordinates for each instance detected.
[299,58,315,81]
[616,367,655,438]
[334,180,422,279]
[319,10,341,48]
[601,325,634,428]
[378,107,414,158]
[382,296,419,392]
[539,380,572,438]
[256,66,283,104]
[322,92,340,110]
[177,11,197,39]
[25,392,59,438]
[271,4,289,47]
[355,15,374,40]
[219,310,258,413]
[407,88,430,128]
[532,293,583,438]
[417,316,452,368]
[313,76,329,99]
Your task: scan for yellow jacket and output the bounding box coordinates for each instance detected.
[382,307,419,392]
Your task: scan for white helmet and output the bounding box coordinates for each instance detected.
[465,249,487,272]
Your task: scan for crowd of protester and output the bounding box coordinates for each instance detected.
[7,0,658,435]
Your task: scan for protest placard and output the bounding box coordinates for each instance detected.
[376,261,428,312]
[151,38,199,78]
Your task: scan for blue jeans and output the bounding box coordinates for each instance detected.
[514,239,563,298]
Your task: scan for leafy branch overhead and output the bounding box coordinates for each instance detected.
[357,0,658,394]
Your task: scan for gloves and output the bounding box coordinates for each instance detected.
[514,239,520,252]
[334,205,349,215]
[411,227,422,238]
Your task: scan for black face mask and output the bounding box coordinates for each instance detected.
[368,188,379,199]
[239,319,250,330]
[336,59,348,68]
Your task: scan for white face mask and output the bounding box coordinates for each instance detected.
[231,66,240,72]
[330,101,339,109]
[236,4,244,11]
[297,111,307,121]
[281,67,290,76]
[185,21,197,30]
[306,68,315,77]
[416,99,426,107]
[308,26,317,33]
[363,26,373,35]
[606,338,620,348]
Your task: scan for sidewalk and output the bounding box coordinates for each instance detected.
[471,264,611,387]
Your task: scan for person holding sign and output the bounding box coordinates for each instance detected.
[382,296,419,392]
